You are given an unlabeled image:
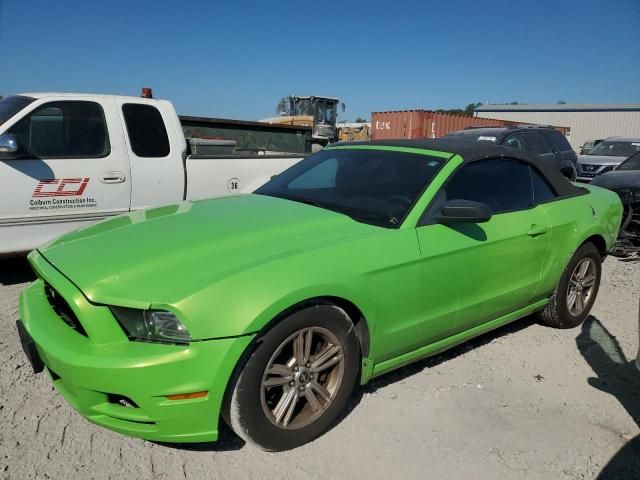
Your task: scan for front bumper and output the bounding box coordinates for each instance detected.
[18,252,253,443]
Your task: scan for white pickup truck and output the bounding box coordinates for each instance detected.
[0,92,306,256]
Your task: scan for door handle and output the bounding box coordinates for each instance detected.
[527,225,548,237]
[99,171,126,184]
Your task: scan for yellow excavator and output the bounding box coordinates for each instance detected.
[262,96,370,151]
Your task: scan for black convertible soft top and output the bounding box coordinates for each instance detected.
[336,138,584,198]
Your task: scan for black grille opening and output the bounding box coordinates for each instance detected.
[44,283,87,336]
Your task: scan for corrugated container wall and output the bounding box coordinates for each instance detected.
[371,110,569,140]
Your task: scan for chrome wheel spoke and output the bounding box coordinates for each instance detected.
[576,292,585,312]
[582,274,596,287]
[310,380,332,405]
[311,345,343,373]
[273,387,298,425]
[567,290,577,309]
[303,329,313,365]
[267,363,293,377]
[304,387,323,412]
[293,331,305,366]
[262,375,293,388]
[578,259,590,278]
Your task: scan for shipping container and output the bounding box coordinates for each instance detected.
[371,110,569,140]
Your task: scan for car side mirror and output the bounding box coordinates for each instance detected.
[0,134,20,159]
[436,199,492,224]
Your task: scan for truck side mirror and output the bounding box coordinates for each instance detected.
[341,102,346,113]
[0,134,20,159]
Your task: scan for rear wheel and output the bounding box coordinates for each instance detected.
[538,242,601,328]
[225,304,360,451]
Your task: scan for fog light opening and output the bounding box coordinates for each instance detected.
[107,394,139,408]
[166,391,208,401]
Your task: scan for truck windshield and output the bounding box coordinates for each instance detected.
[0,95,35,126]
[588,141,640,157]
[294,99,314,117]
[255,148,445,228]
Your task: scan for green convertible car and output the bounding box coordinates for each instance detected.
[18,139,623,450]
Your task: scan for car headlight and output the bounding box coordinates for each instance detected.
[111,307,191,344]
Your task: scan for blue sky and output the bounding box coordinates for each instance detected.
[0,0,638,121]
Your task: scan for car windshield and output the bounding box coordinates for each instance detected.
[0,95,35,126]
[587,140,640,157]
[617,152,640,171]
[255,148,446,228]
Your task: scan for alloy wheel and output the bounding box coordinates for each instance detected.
[566,257,597,316]
[260,326,345,430]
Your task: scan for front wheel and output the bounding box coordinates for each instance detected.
[224,304,360,450]
[538,242,602,328]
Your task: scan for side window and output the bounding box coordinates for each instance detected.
[443,159,533,214]
[122,104,170,157]
[503,133,526,150]
[289,157,337,189]
[530,166,558,203]
[547,131,572,152]
[525,132,553,155]
[8,101,110,158]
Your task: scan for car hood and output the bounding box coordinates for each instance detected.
[578,154,627,166]
[591,170,640,204]
[38,194,378,307]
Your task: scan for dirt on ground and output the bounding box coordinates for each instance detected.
[1,256,639,480]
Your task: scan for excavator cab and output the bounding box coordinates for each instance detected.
[289,96,342,146]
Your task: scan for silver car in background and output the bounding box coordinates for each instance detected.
[577,137,640,182]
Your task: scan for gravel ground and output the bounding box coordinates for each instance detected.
[1,256,639,480]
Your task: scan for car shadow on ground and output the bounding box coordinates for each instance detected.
[577,316,640,479]
[0,257,35,286]
[159,315,537,452]
[155,421,246,452]
[331,315,537,435]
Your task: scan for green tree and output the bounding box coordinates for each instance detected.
[355,117,368,123]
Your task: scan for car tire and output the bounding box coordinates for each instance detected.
[538,242,601,329]
[224,304,360,451]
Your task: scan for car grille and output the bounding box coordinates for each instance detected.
[578,164,600,177]
[44,283,87,336]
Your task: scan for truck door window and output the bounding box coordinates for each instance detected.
[8,101,110,158]
[122,104,170,158]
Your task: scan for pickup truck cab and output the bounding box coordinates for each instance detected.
[0,93,304,256]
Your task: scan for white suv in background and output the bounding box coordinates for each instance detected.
[576,137,640,182]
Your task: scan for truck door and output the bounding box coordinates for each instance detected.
[0,97,131,253]
[115,100,185,209]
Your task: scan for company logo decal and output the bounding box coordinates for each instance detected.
[28,177,97,212]
[32,177,90,197]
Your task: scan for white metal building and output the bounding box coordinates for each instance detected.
[474,104,640,151]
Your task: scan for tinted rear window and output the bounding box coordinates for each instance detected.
[547,131,572,152]
[122,104,170,157]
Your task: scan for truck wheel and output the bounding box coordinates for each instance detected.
[538,242,601,328]
[225,304,360,451]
